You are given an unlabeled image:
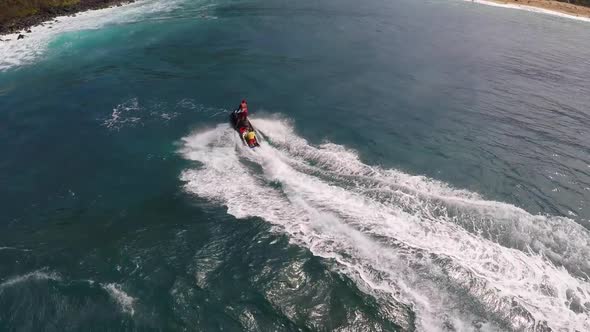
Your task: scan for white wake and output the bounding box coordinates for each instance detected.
[179,118,590,331]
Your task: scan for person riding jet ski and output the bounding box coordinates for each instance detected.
[236,99,248,120]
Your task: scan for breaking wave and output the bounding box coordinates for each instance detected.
[465,0,590,23]
[0,0,202,71]
[179,118,590,331]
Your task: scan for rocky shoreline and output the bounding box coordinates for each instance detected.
[0,0,135,37]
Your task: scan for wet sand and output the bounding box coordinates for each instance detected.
[478,0,590,19]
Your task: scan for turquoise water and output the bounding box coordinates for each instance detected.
[1,0,590,330]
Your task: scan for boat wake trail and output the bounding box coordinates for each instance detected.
[179,118,590,331]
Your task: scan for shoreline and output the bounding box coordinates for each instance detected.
[0,0,135,37]
[468,0,590,22]
[0,0,187,71]
[2,0,587,39]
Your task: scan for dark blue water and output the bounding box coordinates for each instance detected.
[1,0,590,330]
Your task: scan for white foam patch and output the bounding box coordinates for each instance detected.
[0,269,61,289]
[104,97,142,129]
[179,118,590,331]
[103,97,223,130]
[0,246,31,251]
[0,0,187,71]
[102,283,136,316]
[465,0,590,23]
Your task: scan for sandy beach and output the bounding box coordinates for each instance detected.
[471,0,590,20]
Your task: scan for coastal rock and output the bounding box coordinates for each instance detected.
[1,0,137,36]
[17,34,25,40]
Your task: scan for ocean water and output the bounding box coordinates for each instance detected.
[1,0,590,330]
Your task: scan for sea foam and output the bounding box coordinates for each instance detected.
[102,283,136,316]
[0,269,61,289]
[0,0,186,71]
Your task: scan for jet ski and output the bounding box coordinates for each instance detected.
[230,110,260,148]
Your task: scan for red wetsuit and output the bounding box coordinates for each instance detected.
[239,101,248,119]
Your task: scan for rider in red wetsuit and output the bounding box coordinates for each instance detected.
[237,99,248,119]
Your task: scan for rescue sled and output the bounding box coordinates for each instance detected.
[230,110,260,148]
